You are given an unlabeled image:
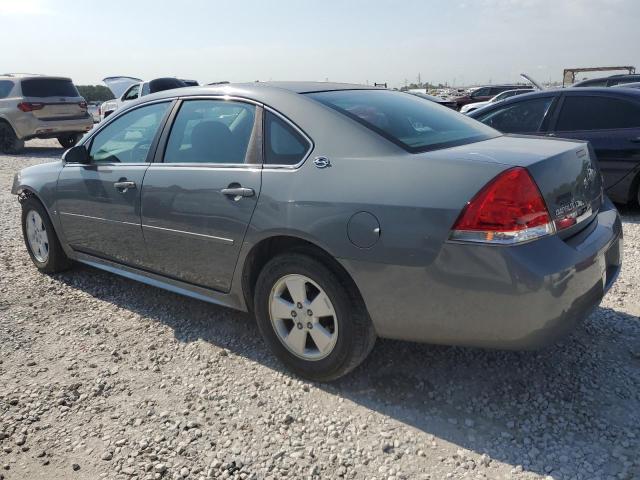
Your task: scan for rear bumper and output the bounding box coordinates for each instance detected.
[14,113,94,140]
[342,198,623,349]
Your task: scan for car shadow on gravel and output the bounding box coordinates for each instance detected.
[54,265,640,479]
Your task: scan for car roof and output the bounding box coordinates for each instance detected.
[467,86,640,117]
[248,81,383,93]
[0,74,72,81]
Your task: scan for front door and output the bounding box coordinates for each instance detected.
[56,101,172,266]
[140,98,262,292]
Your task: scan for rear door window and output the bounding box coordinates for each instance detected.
[164,100,256,164]
[308,89,497,152]
[0,80,14,98]
[476,97,554,133]
[556,96,640,131]
[20,78,79,97]
[264,111,310,165]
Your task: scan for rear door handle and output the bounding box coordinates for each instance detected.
[114,181,136,192]
[221,187,255,198]
[630,136,640,143]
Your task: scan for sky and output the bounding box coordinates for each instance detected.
[1,0,639,88]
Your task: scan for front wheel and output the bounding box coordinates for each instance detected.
[57,133,82,149]
[254,253,376,381]
[21,196,72,273]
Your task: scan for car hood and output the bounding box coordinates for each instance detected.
[102,76,143,98]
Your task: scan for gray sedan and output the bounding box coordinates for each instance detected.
[11,82,623,381]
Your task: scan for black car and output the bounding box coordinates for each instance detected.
[469,87,640,205]
[573,74,640,88]
[407,91,457,109]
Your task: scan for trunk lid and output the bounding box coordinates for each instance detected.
[20,77,86,120]
[433,134,603,237]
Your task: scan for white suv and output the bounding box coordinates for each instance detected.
[0,74,93,153]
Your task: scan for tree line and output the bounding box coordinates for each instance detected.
[76,85,114,102]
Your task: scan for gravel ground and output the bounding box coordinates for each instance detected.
[1,139,639,480]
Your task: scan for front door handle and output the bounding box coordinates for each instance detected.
[221,187,255,199]
[114,180,136,193]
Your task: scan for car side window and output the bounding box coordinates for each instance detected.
[123,84,140,101]
[164,100,256,164]
[556,96,640,131]
[89,102,170,163]
[472,87,491,97]
[0,80,14,98]
[264,111,310,165]
[476,97,553,133]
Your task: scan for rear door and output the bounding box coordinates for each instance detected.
[549,93,640,190]
[57,101,173,265]
[20,78,86,120]
[140,98,262,292]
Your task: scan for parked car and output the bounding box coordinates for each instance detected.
[452,84,533,110]
[460,88,534,114]
[12,82,622,381]
[0,74,93,152]
[406,91,457,109]
[613,82,640,89]
[572,74,640,88]
[100,77,194,120]
[87,101,101,123]
[468,87,640,205]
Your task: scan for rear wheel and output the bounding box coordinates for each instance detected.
[21,196,72,273]
[0,122,24,153]
[57,134,82,149]
[254,253,376,381]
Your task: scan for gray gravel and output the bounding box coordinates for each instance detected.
[1,139,639,480]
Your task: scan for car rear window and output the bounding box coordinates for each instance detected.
[20,78,79,98]
[307,89,497,152]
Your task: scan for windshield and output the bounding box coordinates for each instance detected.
[307,89,498,152]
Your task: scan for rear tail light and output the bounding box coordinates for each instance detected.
[450,167,555,244]
[17,102,44,112]
[79,101,87,110]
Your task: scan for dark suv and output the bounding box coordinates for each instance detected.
[572,74,640,88]
[452,85,532,110]
[468,87,640,205]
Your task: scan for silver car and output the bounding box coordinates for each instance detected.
[0,74,94,152]
[11,82,623,381]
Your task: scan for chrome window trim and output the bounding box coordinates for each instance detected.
[262,105,314,170]
[78,94,315,171]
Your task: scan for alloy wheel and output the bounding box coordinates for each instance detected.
[25,210,49,262]
[269,274,338,361]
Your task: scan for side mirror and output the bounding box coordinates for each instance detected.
[63,145,90,164]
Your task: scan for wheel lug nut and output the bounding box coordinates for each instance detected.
[307,322,313,329]
[307,309,313,316]
[296,302,303,309]
[291,311,297,318]
[296,322,303,329]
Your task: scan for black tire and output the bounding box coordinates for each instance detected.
[0,122,24,153]
[254,253,376,382]
[21,196,72,273]
[57,134,82,149]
